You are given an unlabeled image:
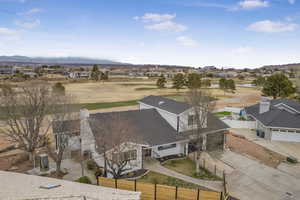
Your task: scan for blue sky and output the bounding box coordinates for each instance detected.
[0,0,300,68]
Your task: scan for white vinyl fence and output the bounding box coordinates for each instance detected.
[222,119,256,129]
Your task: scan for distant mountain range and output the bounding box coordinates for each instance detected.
[0,56,124,65]
[261,63,300,70]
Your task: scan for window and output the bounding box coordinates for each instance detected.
[158,143,177,151]
[188,115,195,126]
[112,150,137,162]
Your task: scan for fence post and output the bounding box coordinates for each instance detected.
[214,165,217,175]
[115,178,118,189]
[175,186,178,200]
[220,192,223,200]
[96,176,99,186]
[134,179,137,191]
[197,188,200,200]
[154,184,157,200]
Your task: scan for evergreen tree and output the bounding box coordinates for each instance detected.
[186,73,202,89]
[172,73,185,90]
[91,65,100,81]
[262,73,295,99]
[156,75,167,88]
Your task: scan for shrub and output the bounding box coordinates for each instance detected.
[94,168,103,178]
[287,156,298,164]
[238,116,246,121]
[75,176,92,184]
[86,160,97,170]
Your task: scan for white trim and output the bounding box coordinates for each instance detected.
[138,101,190,116]
[274,103,300,114]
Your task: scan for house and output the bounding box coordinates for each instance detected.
[243,97,300,142]
[53,96,229,177]
[68,71,91,78]
[0,171,140,200]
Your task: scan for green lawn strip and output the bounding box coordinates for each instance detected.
[118,83,156,87]
[135,87,158,91]
[214,111,232,118]
[76,100,139,110]
[163,158,222,181]
[138,171,212,191]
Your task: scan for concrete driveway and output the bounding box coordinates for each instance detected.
[230,128,300,160]
[221,151,300,200]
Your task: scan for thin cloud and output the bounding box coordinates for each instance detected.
[18,8,43,16]
[176,36,198,47]
[15,19,40,28]
[134,13,176,23]
[135,13,187,33]
[247,20,298,33]
[0,27,21,41]
[288,0,296,4]
[145,21,187,32]
[186,0,270,11]
[238,0,269,10]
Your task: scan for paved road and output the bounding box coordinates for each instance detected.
[144,160,223,192]
[221,151,300,200]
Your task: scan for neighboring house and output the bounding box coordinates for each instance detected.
[53,96,229,177]
[68,71,91,78]
[53,119,81,151]
[243,98,300,142]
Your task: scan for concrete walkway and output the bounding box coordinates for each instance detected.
[144,160,223,192]
[50,158,97,184]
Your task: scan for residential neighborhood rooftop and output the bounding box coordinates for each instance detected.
[245,98,300,129]
[89,108,180,146]
[0,171,140,200]
[139,95,191,114]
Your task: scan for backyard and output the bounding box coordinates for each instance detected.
[138,171,211,190]
[162,158,222,181]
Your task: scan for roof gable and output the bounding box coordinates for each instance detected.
[139,95,191,115]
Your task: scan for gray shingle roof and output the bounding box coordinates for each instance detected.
[139,95,191,114]
[181,113,229,136]
[89,109,181,146]
[245,99,300,129]
[52,120,80,135]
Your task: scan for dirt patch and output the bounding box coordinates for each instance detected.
[226,132,286,168]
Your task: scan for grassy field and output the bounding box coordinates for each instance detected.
[163,158,222,181]
[138,171,211,190]
[77,100,138,110]
[64,81,260,104]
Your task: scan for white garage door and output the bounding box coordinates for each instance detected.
[271,131,300,142]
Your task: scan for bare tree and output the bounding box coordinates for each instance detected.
[90,114,140,178]
[296,68,300,96]
[0,82,78,176]
[0,83,52,162]
[46,92,78,176]
[185,88,215,173]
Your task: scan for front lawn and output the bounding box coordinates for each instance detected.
[163,158,221,181]
[215,111,232,118]
[138,171,210,190]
